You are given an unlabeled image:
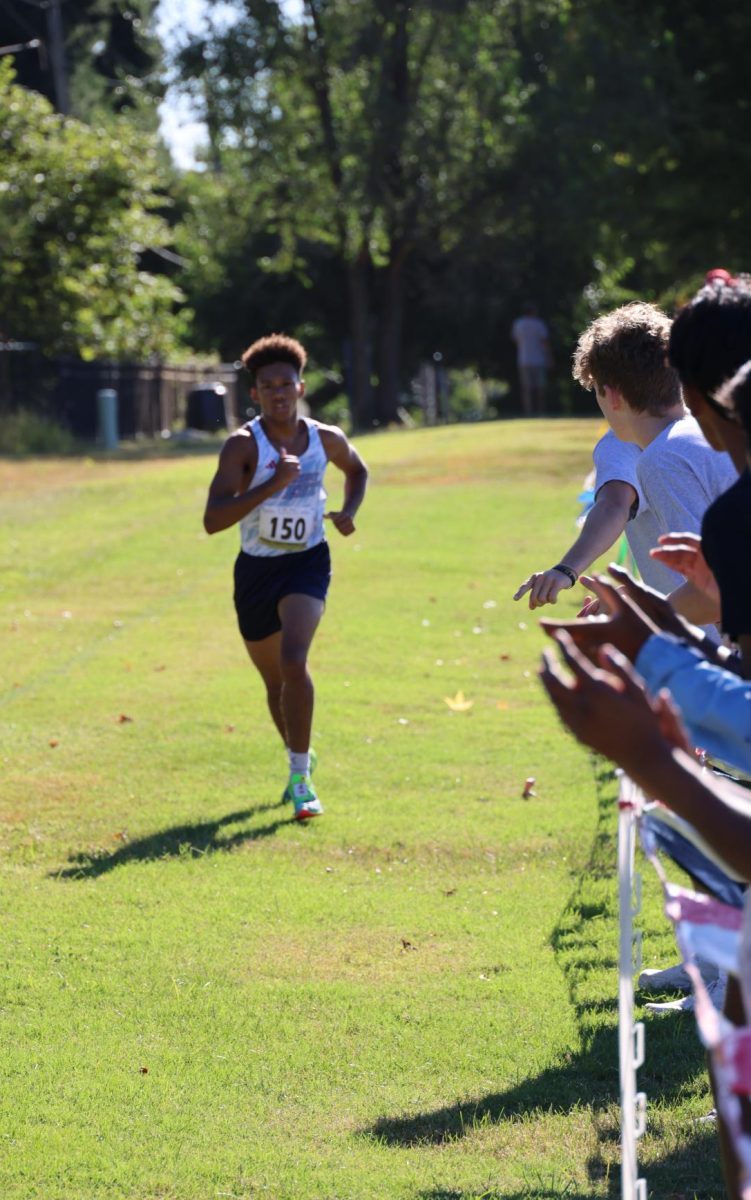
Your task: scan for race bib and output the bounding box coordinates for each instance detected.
[258,507,311,550]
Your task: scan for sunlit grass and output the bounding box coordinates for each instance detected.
[0,418,720,1198]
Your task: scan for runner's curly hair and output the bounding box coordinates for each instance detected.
[241,334,307,382]
[572,302,681,415]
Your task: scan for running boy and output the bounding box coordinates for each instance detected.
[203,333,368,820]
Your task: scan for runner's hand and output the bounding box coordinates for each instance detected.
[324,510,356,536]
[514,568,576,609]
[273,447,301,490]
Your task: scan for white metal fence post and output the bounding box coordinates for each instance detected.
[618,774,648,1200]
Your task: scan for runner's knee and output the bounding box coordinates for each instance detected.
[280,645,309,682]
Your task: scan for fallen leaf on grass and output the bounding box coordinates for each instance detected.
[443,888,457,896]
[225,724,235,733]
[116,714,133,724]
[49,739,59,748]
[496,701,509,710]
[443,690,473,712]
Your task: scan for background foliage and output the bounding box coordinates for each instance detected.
[2,0,751,422]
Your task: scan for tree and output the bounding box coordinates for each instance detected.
[173,0,542,428]
[0,59,187,365]
[0,0,163,122]
[169,0,751,421]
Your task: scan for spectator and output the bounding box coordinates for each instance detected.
[572,302,736,631]
[511,302,552,416]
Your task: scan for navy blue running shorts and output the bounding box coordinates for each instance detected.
[233,540,331,642]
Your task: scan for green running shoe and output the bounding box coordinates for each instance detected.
[280,748,317,805]
[289,773,323,821]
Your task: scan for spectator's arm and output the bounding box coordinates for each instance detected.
[514,480,635,609]
[540,632,751,882]
[636,634,751,772]
[668,578,721,625]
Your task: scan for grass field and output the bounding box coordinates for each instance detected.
[0,418,722,1199]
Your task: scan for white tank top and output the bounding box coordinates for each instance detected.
[239,416,328,557]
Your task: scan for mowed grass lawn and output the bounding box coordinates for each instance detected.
[0,419,721,1199]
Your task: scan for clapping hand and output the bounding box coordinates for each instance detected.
[650,532,721,609]
[540,571,660,665]
[540,629,691,770]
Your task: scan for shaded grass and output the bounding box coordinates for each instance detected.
[0,418,722,1198]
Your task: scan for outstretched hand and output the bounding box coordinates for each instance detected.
[539,629,691,770]
[324,510,356,536]
[513,567,575,609]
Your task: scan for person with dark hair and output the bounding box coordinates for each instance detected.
[539,627,751,1200]
[203,333,368,819]
[647,275,751,642]
[536,290,751,1198]
[667,273,751,472]
[693,361,751,667]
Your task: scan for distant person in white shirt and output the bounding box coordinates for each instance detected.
[511,303,552,416]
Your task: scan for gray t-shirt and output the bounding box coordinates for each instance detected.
[597,415,739,643]
[592,431,679,594]
[636,415,737,539]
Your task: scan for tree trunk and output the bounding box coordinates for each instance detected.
[347,249,373,432]
[374,245,406,427]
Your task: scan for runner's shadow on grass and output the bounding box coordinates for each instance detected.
[52,799,296,880]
